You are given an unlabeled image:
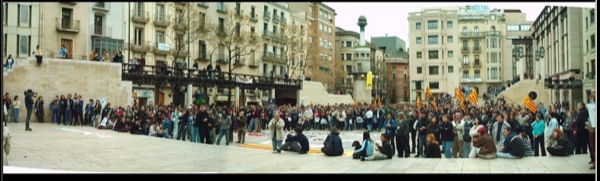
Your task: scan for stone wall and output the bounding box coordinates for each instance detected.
[498,79,551,107]
[298,81,354,106]
[3,58,132,123]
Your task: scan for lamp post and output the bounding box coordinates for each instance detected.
[535,47,545,79]
[512,46,523,79]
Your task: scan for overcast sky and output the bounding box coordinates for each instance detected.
[325,2,595,48]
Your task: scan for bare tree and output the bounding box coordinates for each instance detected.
[279,22,308,80]
[167,3,210,68]
[204,10,262,106]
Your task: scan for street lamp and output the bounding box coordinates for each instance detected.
[512,46,524,79]
[535,47,545,79]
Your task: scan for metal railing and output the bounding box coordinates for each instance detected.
[131,10,149,23]
[56,18,80,32]
[263,11,271,20]
[91,25,112,37]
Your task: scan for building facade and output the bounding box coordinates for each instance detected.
[581,8,596,102]
[386,58,410,103]
[532,6,588,108]
[408,7,460,103]
[335,27,360,95]
[3,2,41,59]
[89,3,126,63]
[39,2,90,60]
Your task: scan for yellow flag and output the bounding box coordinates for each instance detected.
[469,89,478,105]
[417,96,422,109]
[425,85,432,101]
[366,71,373,90]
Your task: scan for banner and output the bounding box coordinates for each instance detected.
[236,76,253,84]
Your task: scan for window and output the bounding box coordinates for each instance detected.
[416,52,422,58]
[345,41,352,48]
[417,67,422,74]
[18,35,29,55]
[263,63,268,75]
[94,15,103,35]
[463,55,469,65]
[357,63,363,72]
[156,4,164,21]
[4,3,8,25]
[416,37,422,44]
[474,40,480,50]
[134,28,143,46]
[447,36,453,43]
[346,65,352,73]
[415,81,422,90]
[491,38,497,48]
[428,35,438,44]
[447,21,453,28]
[345,53,352,61]
[475,70,480,78]
[429,66,439,75]
[198,40,206,59]
[428,50,438,59]
[448,51,453,58]
[199,12,206,29]
[462,27,468,34]
[448,66,454,73]
[236,22,240,36]
[463,70,469,78]
[507,25,519,31]
[591,35,596,48]
[462,39,468,49]
[490,52,498,63]
[427,20,437,29]
[218,18,224,32]
[156,31,164,43]
[474,54,480,65]
[416,22,421,30]
[490,67,499,79]
[235,3,241,16]
[474,26,479,33]
[3,34,6,56]
[61,8,72,29]
[520,25,530,31]
[429,82,439,89]
[134,2,143,16]
[18,4,29,26]
[591,9,595,23]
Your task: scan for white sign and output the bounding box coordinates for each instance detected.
[158,43,170,51]
[468,5,489,13]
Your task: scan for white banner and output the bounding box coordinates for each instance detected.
[236,76,253,84]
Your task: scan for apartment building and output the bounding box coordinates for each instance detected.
[335,27,359,95]
[371,36,410,103]
[289,2,336,93]
[2,2,41,59]
[532,6,588,107]
[581,8,596,102]
[89,2,126,62]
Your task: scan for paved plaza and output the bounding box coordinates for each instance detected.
[2,122,597,174]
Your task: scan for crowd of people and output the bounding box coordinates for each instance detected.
[2,88,596,169]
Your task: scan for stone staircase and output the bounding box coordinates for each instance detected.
[3,58,133,123]
[298,81,354,106]
[497,79,551,106]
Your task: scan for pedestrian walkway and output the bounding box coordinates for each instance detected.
[2,122,596,173]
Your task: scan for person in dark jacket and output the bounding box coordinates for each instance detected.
[278,126,310,154]
[321,128,344,156]
[364,133,393,161]
[547,128,572,156]
[425,133,442,158]
[574,102,590,154]
[496,127,525,159]
[24,90,34,131]
[440,114,455,158]
[383,112,397,155]
[196,105,211,144]
[395,112,411,158]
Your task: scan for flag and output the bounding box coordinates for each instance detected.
[455,87,465,104]
[377,97,382,108]
[523,94,537,113]
[366,71,373,90]
[355,100,358,108]
[425,85,432,101]
[468,89,478,105]
[433,96,438,111]
[460,100,466,113]
[417,96,423,109]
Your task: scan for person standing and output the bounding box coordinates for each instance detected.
[268,112,285,153]
[34,45,43,65]
[34,95,44,123]
[59,45,68,59]
[12,96,20,123]
[216,110,232,146]
[395,112,411,158]
[236,110,247,144]
[196,105,211,144]
[440,114,455,158]
[531,113,546,156]
[586,89,596,169]
[3,93,12,123]
[24,90,34,131]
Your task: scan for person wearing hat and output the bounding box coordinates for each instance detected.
[470,126,497,159]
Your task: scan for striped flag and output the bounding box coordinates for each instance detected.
[417,96,423,109]
[523,94,537,113]
[455,87,465,104]
[433,96,438,111]
[425,85,432,101]
[468,89,478,105]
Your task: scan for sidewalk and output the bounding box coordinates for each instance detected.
[2,122,595,173]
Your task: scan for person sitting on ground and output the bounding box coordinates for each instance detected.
[114,117,130,132]
[364,133,393,161]
[130,119,145,135]
[278,126,309,154]
[546,128,573,156]
[321,127,344,156]
[496,127,525,159]
[425,133,442,158]
[149,121,164,137]
[353,131,374,160]
[470,127,497,159]
[520,132,535,157]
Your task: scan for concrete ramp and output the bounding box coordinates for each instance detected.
[298,81,354,106]
[498,79,551,106]
[3,58,133,122]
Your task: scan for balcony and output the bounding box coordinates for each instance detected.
[131,10,149,24]
[460,31,484,39]
[153,14,170,27]
[473,46,481,52]
[461,78,482,83]
[262,31,274,40]
[273,14,280,23]
[90,25,112,37]
[486,31,501,37]
[262,52,286,64]
[281,17,287,25]
[197,2,208,8]
[153,42,170,55]
[461,46,470,53]
[250,14,258,22]
[172,17,186,30]
[264,11,271,21]
[126,41,151,52]
[56,18,80,33]
[172,49,189,57]
[461,63,470,68]
[474,60,481,68]
[93,3,110,13]
[217,57,229,64]
[217,4,228,14]
[233,58,245,66]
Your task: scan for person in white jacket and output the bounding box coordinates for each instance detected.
[452,112,465,158]
[268,112,285,153]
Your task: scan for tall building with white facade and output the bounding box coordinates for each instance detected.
[2,2,41,59]
[89,2,126,62]
[581,8,596,102]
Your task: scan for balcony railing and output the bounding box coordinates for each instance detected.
[217,57,229,64]
[462,63,470,68]
[473,46,481,52]
[56,18,80,33]
[262,31,273,40]
[460,31,484,38]
[250,14,258,22]
[474,60,481,68]
[91,25,112,37]
[153,42,170,55]
[281,17,287,25]
[131,10,149,23]
[263,11,271,21]
[217,4,228,13]
[486,31,501,36]
[461,46,470,53]
[154,14,170,27]
[126,41,151,52]
[273,14,280,23]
